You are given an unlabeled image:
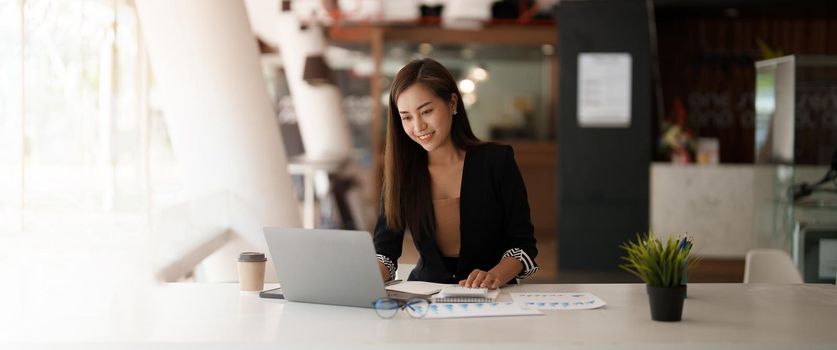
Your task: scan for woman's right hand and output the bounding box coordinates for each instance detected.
[378,261,391,282]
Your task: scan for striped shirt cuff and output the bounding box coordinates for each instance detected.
[376,254,397,281]
[503,248,538,280]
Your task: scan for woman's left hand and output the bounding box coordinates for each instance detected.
[459,269,503,289]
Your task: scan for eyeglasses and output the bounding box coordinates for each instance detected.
[373,297,429,319]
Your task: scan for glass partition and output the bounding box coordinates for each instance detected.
[754,56,837,278]
[753,56,796,252]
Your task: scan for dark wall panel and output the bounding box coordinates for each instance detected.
[556,0,653,272]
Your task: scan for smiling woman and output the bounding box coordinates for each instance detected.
[374,58,539,289]
[397,82,459,154]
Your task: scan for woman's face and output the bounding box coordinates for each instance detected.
[395,83,457,153]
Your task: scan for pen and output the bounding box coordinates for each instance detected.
[679,235,690,297]
[677,236,688,251]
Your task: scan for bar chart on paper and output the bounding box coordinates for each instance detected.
[510,293,607,310]
[422,302,542,319]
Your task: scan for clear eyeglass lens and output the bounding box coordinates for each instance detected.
[404,298,429,319]
[374,298,400,319]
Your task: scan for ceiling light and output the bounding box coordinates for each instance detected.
[458,79,475,94]
[462,92,477,106]
[470,66,488,81]
[418,43,434,55]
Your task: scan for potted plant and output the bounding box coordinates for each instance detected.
[620,233,698,322]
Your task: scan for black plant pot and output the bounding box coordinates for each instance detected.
[646,285,686,322]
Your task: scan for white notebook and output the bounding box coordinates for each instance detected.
[432,286,500,303]
[385,281,446,297]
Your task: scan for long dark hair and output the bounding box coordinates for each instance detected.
[383,58,482,241]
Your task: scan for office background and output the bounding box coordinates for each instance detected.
[1,0,836,293]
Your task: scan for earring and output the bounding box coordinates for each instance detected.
[453,111,458,115]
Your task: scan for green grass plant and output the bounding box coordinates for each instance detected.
[619,233,700,287]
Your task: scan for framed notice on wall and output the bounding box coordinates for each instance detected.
[577,53,632,128]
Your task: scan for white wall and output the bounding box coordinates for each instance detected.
[651,164,831,258]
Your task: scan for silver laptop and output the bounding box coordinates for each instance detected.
[263,227,388,308]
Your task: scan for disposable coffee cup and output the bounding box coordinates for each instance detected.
[237,252,267,292]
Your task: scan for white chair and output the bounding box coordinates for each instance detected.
[395,263,416,281]
[743,249,803,284]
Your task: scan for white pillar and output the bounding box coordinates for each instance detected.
[275,16,353,160]
[136,0,301,280]
[245,1,357,229]
[245,0,353,160]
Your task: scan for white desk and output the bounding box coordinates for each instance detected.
[3,283,836,349]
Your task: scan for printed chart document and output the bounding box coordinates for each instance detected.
[423,302,543,319]
[511,292,607,310]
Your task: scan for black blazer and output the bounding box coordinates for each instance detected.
[373,143,538,283]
